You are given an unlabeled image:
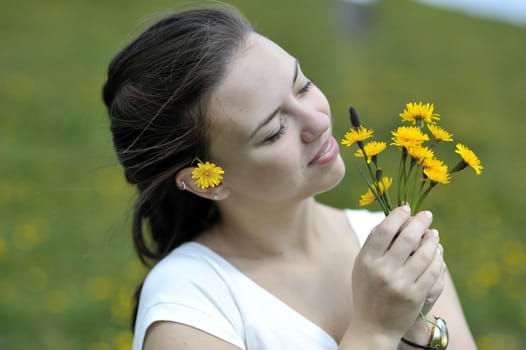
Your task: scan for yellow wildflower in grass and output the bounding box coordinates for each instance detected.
[354,141,387,164]
[423,159,450,184]
[0,236,7,261]
[427,124,453,142]
[400,102,440,125]
[191,161,225,189]
[391,126,429,148]
[114,331,133,350]
[454,143,483,175]
[341,126,374,147]
[407,146,434,165]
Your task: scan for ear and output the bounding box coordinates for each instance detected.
[175,167,230,201]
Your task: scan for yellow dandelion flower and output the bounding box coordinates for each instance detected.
[423,158,450,184]
[359,189,376,206]
[407,146,434,165]
[377,176,393,193]
[191,161,225,189]
[400,102,440,125]
[354,141,387,164]
[423,166,450,184]
[423,158,447,171]
[391,126,430,148]
[359,177,392,207]
[428,124,453,142]
[455,143,483,175]
[341,126,374,147]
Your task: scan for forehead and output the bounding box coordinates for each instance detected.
[208,33,295,133]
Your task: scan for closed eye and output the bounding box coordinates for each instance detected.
[298,81,312,96]
[264,123,287,144]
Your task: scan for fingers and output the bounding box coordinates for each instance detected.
[414,240,445,294]
[403,228,440,282]
[364,205,411,257]
[422,251,447,314]
[387,211,434,266]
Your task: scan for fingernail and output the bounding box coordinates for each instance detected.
[423,211,433,220]
[402,204,411,212]
[430,229,439,239]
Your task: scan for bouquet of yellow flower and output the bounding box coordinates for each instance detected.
[341,102,483,215]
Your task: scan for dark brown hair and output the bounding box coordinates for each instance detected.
[101,5,252,328]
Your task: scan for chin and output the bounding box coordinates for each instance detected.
[313,155,346,194]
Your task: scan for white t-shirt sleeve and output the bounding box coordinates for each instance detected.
[133,249,245,350]
[345,209,386,247]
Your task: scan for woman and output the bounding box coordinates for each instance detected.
[102,4,477,350]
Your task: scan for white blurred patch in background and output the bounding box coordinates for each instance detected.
[416,0,526,26]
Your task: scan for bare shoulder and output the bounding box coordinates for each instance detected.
[316,202,348,222]
[316,203,355,232]
[315,203,361,246]
[144,321,243,350]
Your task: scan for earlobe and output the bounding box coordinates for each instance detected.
[175,167,230,201]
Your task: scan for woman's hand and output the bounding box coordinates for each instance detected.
[400,236,447,348]
[349,205,445,340]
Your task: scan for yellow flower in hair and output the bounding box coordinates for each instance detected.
[191,161,225,189]
[391,126,429,148]
[428,124,453,142]
[400,102,440,125]
[354,141,386,164]
[454,143,483,175]
[341,126,374,147]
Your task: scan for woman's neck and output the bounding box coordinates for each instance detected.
[200,197,326,259]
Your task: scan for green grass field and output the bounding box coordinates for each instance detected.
[1,0,525,349]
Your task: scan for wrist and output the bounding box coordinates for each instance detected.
[400,317,430,349]
[400,316,449,350]
[340,323,400,350]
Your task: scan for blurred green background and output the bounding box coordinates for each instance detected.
[1,0,525,349]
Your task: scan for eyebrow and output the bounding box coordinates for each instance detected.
[249,59,299,140]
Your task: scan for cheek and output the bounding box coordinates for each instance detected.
[312,86,331,116]
[223,145,302,193]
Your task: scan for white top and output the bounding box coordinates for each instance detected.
[133,209,385,350]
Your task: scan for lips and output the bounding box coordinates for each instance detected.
[308,136,339,166]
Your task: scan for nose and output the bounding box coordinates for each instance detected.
[300,108,330,143]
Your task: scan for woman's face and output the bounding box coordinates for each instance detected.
[207,33,345,204]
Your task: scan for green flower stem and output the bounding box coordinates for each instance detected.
[192,156,204,165]
[451,160,468,173]
[414,182,437,213]
[382,189,393,213]
[407,160,418,208]
[357,165,390,215]
[398,150,408,206]
[410,162,422,213]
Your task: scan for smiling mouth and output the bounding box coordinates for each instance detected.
[309,137,334,165]
[318,141,331,158]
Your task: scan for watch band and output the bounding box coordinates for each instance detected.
[401,337,439,349]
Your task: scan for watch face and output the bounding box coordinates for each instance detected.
[431,317,449,349]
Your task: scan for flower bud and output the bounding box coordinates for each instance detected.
[349,106,361,128]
